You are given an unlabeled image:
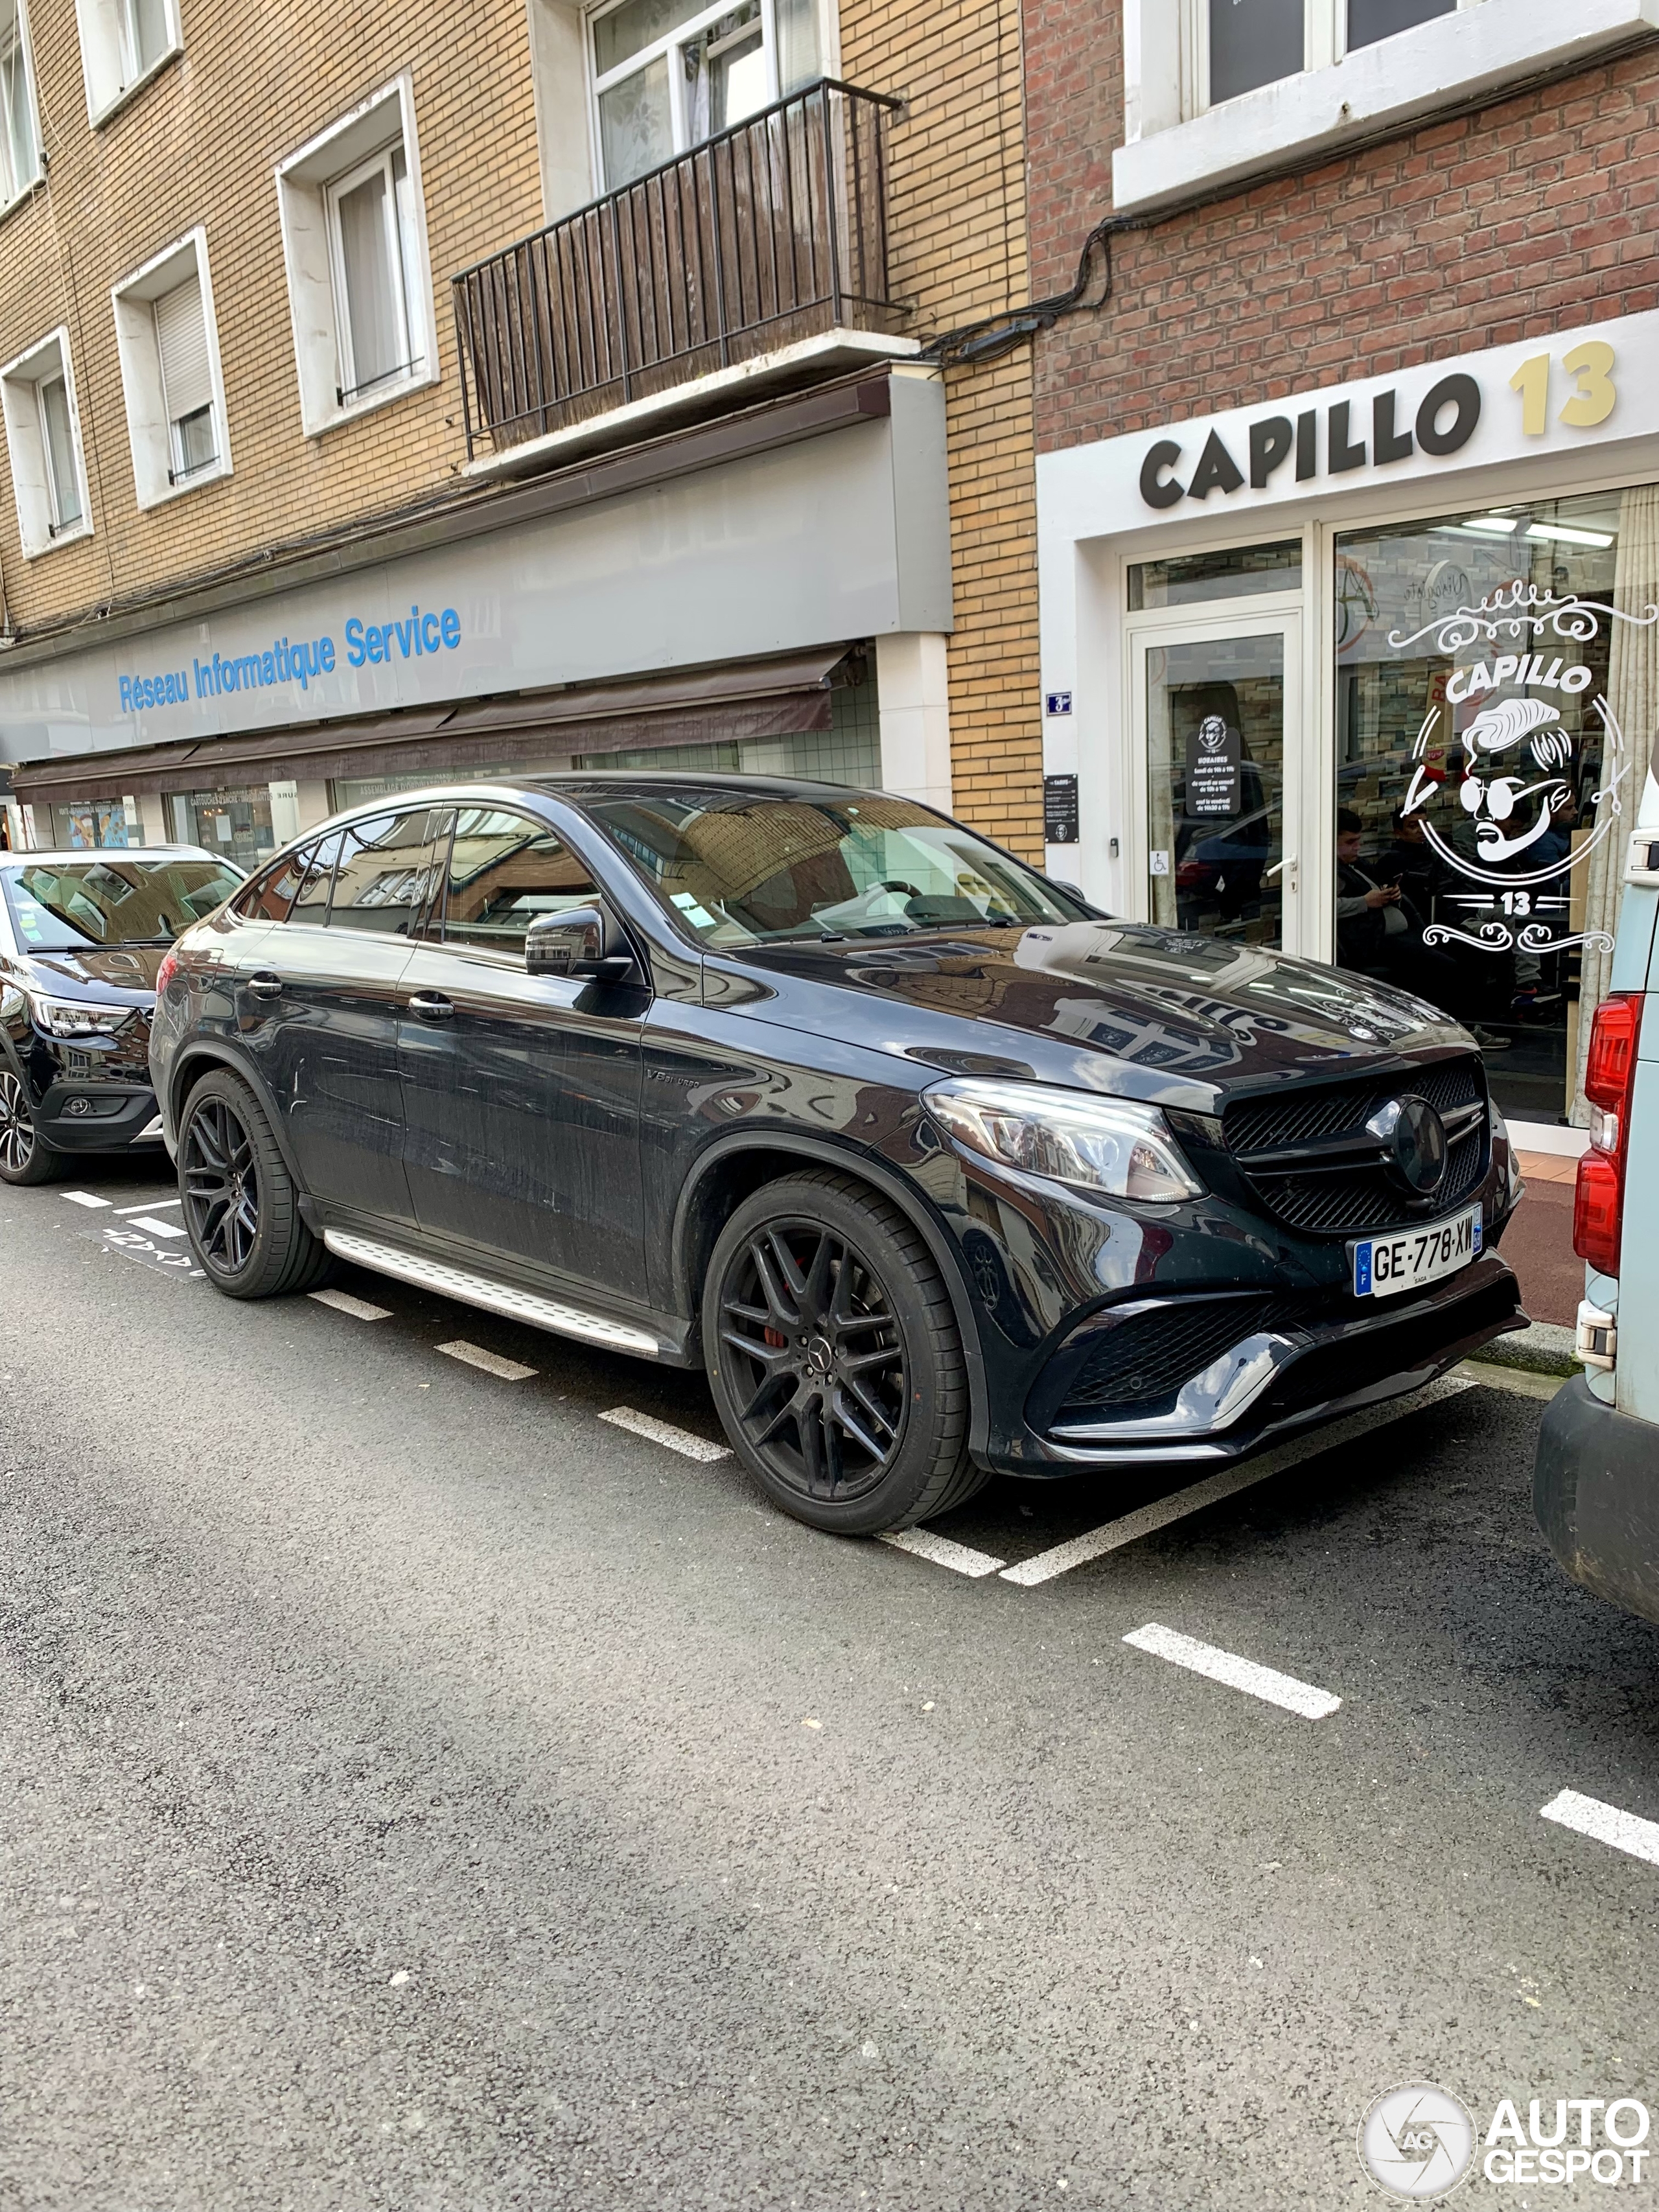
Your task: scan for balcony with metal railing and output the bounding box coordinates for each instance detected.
[451,78,910,469]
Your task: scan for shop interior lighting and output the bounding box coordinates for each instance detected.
[1524,521,1616,549]
[1455,516,1523,537]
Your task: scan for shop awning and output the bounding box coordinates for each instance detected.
[8,646,853,803]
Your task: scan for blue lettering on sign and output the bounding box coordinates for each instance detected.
[345,606,463,669]
[119,669,189,713]
[116,605,462,714]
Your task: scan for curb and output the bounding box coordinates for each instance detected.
[1468,1320,1579,1380]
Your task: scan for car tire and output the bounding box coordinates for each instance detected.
[703,1170,990,1535]
[0,1067,65,1186]
[178,1068,333,1299]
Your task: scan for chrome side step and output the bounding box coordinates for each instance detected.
[321,1229,666,1359]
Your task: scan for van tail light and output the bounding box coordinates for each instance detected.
[155,949,180,997]
[1573,993,1643,1276]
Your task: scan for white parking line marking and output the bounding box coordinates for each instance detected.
[879,1528,1008,1578]
[435,1340,537,1382]
[310,1288,392,1321]
[117,1197,181,1215]
[599,1406,732,1461]
[1540,1789,1659,1869]
[1000,1374,1476,1585]
[62,1191,111,1209]
[1123,1622,1341,1720]
[128,1215,186,1239]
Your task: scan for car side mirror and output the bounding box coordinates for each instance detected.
[524,903,636,984]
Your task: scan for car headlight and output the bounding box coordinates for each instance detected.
[29,995,137,1038]
[922,1078,1201,1202]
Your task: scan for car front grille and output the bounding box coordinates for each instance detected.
[1056,1291,1323,1419]
[1222,1055,1488,1238]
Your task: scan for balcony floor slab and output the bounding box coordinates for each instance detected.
[461,327,923,482]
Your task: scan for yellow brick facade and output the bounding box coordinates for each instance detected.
[840,0,1042,860]
[0,0,1041,854]
[0,0,546,631]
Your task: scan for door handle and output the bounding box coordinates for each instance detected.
[408,992,454,1021]
[247,971,283,999]
[1264,856,1299,890]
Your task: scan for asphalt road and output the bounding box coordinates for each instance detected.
[4,1156,1658,2211]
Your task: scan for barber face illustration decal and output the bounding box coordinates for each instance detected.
[1382,580,1659,955]
[1456,696,1575,865]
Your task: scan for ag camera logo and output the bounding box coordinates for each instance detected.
[1358,2086,1654,2195]
[1359,2084,1476,2199]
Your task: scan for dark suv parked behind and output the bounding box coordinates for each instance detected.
[150,778,1527,1533]
[1,846,244,1185]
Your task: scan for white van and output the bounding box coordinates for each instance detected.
[1535,769,1659,1618]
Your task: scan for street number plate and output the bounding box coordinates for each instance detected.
[1351,1204,1482,1299]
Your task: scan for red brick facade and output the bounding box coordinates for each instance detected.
[1021,18,1659,454]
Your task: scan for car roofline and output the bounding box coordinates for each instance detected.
[0,844,219,864]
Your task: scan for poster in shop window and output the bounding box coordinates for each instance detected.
[1185,715,1243,817]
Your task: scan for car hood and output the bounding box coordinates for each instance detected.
[21,945,163,996]
[729,919,1474,1110]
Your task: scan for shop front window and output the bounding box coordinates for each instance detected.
[328,662,882,811]
[167,785,275,869]
[1334,485,1659,1127]
[47,797,133,849]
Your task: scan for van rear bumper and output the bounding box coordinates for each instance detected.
[1535,1373,1659,1624]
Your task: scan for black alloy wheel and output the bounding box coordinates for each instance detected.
[176,1067,332,1298]
[703,1171,990,1535]
[0,1067,62,1185]
[183,1093,261,1273]
[719,1218,909,1506]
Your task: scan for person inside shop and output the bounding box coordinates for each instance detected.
[1380,804,1451,917]
[1334,807,1510,1050]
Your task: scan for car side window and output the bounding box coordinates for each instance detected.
[329,808,450,936]
[234,842,319,923]
[290,831,343,926]
[437,808,599,953]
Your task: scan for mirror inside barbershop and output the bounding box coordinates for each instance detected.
[1131,485,1657,1128]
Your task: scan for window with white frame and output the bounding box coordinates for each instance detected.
[1201,0,1456,110]
[326,142,425,402]
[0,0,41,208]
[275,77,438,436]
[590,0,825,189]
[110,229,231,507]
[74,0,181,125]
[154,270,217,481]
[1119,0,1657,213]
[0,328,91,555]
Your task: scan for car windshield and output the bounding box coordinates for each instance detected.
[1,857,245,949]
[581,789,1088,944]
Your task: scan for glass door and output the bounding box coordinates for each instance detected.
[1128,610,1306,955]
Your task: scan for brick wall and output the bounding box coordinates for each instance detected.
[842,0,1044,858]
[1023,15,1659,456]
[0,0,545,631]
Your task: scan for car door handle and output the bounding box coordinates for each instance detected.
[408,992,454,1021]
[247,971,283,999]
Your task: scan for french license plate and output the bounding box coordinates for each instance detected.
[1351,1204,1482,1299]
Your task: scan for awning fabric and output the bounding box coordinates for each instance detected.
[8,646,851,803]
